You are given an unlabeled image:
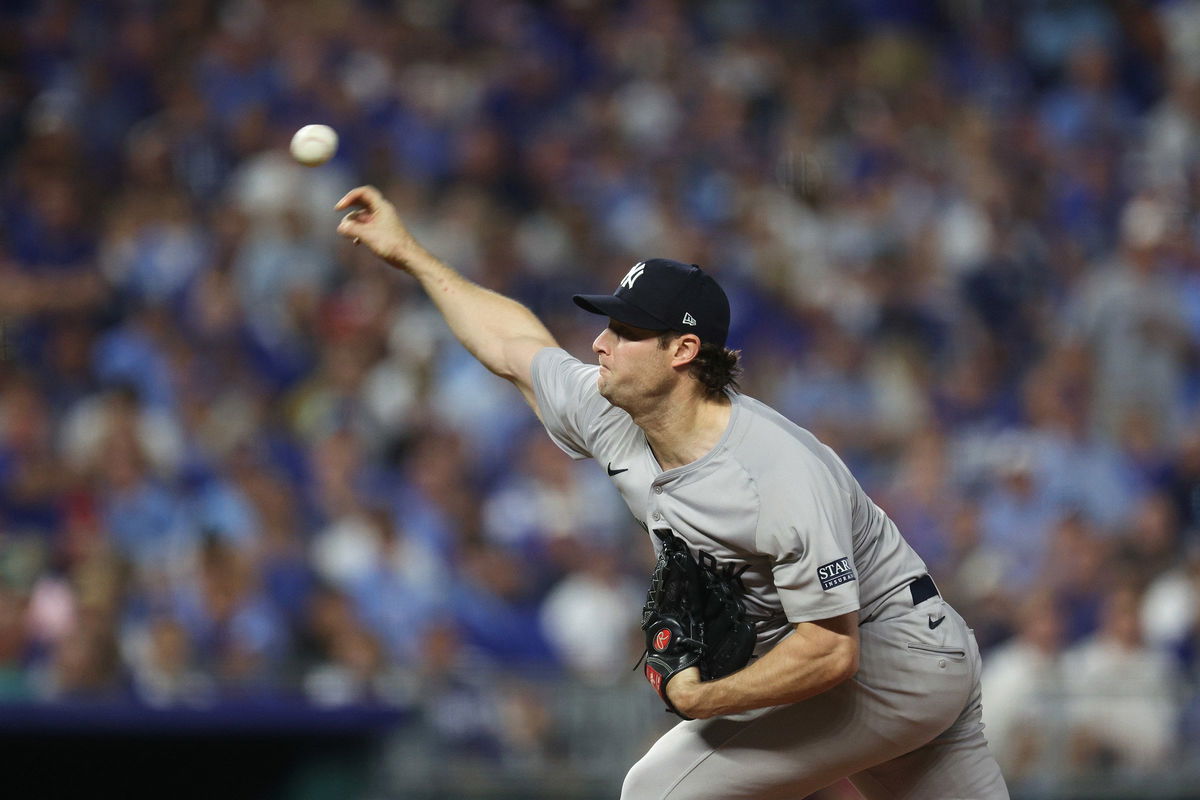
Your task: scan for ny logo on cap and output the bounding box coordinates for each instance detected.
[620,262,646,290]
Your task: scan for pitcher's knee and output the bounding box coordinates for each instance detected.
[621,752,674,800]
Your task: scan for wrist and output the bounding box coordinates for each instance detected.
[394,247,445,280]
[666,669,708,719]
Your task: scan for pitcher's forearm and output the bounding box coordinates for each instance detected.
[399,247,556,382]
[667,612,860,719]
[335,185,558,394]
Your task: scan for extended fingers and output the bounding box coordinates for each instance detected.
[334,185,383,212]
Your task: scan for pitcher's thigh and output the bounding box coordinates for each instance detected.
[620,704,860,800]
[850,702,1010,800]
[621,679,950,800]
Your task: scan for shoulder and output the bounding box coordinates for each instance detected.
[531,347,602,407]
[724,396,856,529]
[530,347,637,457]
[532,346,591,378]
[728,395,841,483]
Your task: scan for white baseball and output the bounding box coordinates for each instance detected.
[290,124,339,167]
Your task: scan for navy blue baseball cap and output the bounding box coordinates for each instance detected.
[573,259,730,348]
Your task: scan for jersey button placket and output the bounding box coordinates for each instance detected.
[651,484,664,522]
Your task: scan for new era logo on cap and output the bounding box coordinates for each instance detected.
[572,259,730,347]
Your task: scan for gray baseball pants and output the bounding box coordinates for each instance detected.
[621,596,1010,799]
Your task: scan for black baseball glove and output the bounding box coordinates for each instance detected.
[639,529,757,718]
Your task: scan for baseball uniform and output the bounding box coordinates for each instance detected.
[531,346,1010,800]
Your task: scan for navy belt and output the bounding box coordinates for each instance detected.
[909,574,939,605]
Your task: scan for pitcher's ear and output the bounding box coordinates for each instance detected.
[670,333,701,368]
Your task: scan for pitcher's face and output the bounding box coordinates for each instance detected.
[592,321,675,409]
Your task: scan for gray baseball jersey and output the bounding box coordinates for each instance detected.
[532,348,927,639]
[531,347,1010,799]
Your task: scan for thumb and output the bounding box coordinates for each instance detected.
[337,208,369,237]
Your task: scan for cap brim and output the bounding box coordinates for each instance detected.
[572,294,671,331]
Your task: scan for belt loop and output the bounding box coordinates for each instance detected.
[909,575,939,606]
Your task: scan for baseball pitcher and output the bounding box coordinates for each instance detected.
[337,185,1010,799]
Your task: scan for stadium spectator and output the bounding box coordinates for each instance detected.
[981,591,1068,780]
[1063,584,1180,773]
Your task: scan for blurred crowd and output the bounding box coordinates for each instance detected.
[0,0,1199,784]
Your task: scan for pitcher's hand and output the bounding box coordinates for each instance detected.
[335,185,424,270]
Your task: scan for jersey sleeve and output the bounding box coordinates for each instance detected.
[530,347,610,460]
[759,460,861,623]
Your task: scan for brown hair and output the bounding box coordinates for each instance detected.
[659,333,742,399]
